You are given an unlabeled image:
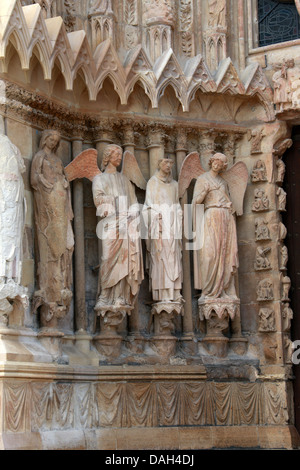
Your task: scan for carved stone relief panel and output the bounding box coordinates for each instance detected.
[258,308,276,332]
[255,217,271,241]
[257,279,274,302]
[252,188,270,212]
[251,159,267,183]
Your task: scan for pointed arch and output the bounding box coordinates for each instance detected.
[73,63,96,100]
[156,77,184,111]
[125,74,156,108]
[30,41,51,80]
[96,71,127,105]
[3,28,30,71]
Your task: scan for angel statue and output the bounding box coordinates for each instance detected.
[179,151,248,353]
[65,144,146,335]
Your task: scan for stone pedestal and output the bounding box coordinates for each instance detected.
[94,305,132,359]
[150,301,183,357]
[37,328,66,363]
[199,297,240,358]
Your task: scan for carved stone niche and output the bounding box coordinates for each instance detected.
[198,298,240,358]
[149,301,183,358]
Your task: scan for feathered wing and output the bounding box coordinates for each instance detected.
[64,149,101,182]
[221,161,248,216]
[122,150,147,190]
[178,152,205,199]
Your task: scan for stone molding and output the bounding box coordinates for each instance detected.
[0,1,274,116]
[0,78,249,139]
[0,377,290,432]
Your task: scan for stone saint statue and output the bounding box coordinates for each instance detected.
[143,158,183,303]
[0,128,28,325]
[31,129,74,328]
[92,144,144,315]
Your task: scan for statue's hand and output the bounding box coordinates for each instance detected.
[39,175,53,192]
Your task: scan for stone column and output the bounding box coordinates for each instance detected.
[123,125,136,155]
[122,125,143,351]
[147,127,165,177]
[199,130,216,168]
[94,126,114,170]
[176,129,195,353]
[71,138,91,355]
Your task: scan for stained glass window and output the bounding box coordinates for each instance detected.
[258,0,300,47]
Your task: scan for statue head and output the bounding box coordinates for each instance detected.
[209,152,228,172]
[39,129,61,153]
[101,144,123,171]
[157,157,174,181]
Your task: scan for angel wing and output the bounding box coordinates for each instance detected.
[221,161,248,216]
[121,150,147,190]
[64,149,101,182]
[178,152,206,199]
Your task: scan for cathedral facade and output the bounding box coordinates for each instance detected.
[0,0,300,450]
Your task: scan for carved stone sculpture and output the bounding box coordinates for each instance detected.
[257,279,274,302]
[281,276,291,302]
[31,129,74,329]
[92,145,144,323]
[143,157,183,349]
[144,158,183,303]
[208,0,226,28]
[179,152,248,356]
[282,303,293,332]
[277,187,287,211]
[65,143,146,356]
[248,129,264,154]
[258,308,276,332]
[89,0,113,14]
[255,218,271,241]
[280,245,288,271]
[278,222,287,241]
[272,63,289,112]
[0,132,28,325]
[254,246,271,271]
[276,158,286,183]
[252,188,269,212]
[251,160,267,182]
